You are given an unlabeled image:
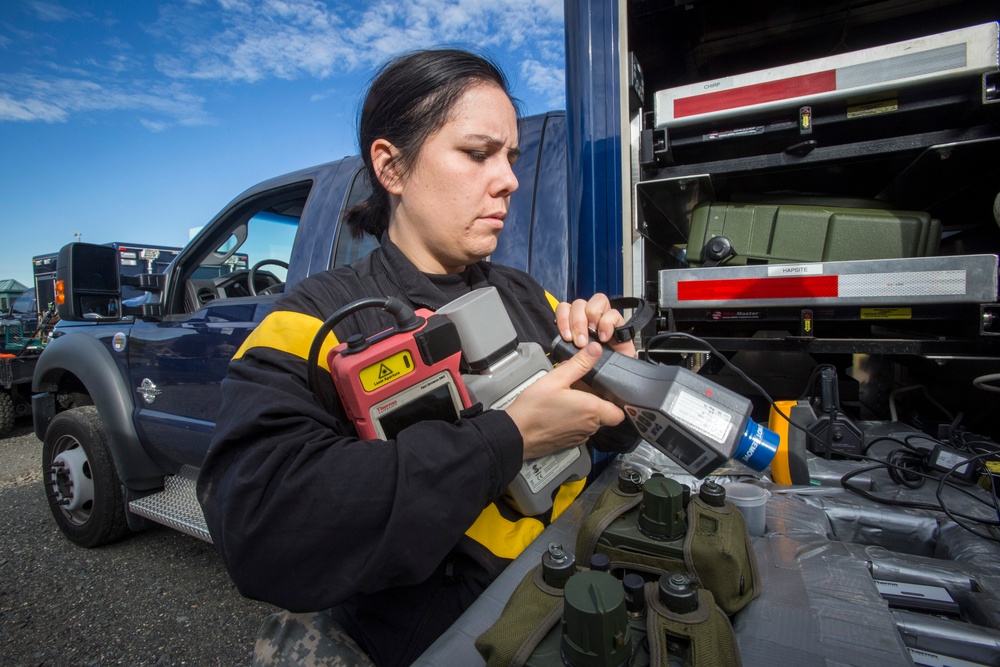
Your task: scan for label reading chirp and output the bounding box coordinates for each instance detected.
[668,390,733,444]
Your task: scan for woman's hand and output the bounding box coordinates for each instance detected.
[555,294,637,358]
[504,342,625,460]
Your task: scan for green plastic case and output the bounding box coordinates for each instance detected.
[686,202,941,266]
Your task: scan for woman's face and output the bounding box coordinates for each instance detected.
[386,82,520,274]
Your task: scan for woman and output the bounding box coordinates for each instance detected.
[198,48,636,667]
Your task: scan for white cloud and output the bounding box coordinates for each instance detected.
[26,0,78,22]
[0,74,210,126]
[140,118,169,132]
[520,58,564,107]
[309,86,340,102]
[151,0,564,86]
[151,0,357,82]
[0,93,68,122]
[0,0,565,126]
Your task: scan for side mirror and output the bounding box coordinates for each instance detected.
[55,243,123,322]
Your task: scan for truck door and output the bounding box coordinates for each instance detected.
[125,175,336,469]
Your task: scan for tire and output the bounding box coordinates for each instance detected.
[0,391,13,436]
[42,406,130,547]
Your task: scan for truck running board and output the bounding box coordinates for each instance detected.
[128,465,212,543]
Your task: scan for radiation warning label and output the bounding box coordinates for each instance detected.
[359,351,415,392]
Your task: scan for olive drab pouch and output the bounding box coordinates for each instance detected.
[476,560,743,667]
[477,563,650,667]
[479,472,757,666]
[575,471,760,616]
[646,573,743,667]
[574,467,648,567]
[475,547,571,667]
[683,483,761,616]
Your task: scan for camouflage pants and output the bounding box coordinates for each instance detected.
[253,609,375,667]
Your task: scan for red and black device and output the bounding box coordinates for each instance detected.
[307,297,471,440]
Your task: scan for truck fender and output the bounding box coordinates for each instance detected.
[32,332,164,490]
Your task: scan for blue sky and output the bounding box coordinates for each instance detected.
[0,0,567,289]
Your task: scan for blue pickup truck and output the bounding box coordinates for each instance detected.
[33,111,571,547]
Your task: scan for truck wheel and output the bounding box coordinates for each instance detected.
[0,391,13,436]
[42,406,129,547]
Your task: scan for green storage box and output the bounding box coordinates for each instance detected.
[686,202,941,266]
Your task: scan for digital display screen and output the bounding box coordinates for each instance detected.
[376,383,460,440]
[653,425,721,478]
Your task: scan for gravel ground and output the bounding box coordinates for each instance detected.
[0,417,278,666]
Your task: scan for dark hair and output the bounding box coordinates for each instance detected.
[344,48,520,239]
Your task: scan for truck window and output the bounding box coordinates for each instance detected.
[9,289,36,319]
[176,183,309,313]
[331,167,379,268]
[210,211,295,282]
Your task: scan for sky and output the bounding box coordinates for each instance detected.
[0,0,567,289]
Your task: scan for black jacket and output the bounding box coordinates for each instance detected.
[197,238,632,666]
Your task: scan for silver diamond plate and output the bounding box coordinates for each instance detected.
[128,465,212,543]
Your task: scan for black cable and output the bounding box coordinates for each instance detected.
[645,331,778,408]
[862,435,909,456]
[900,433,933,454]
[886,448,926,489]
[956,434,1000,456]
[936,451,1000,542]
[840,461,998,522]
[795,363,836,401]
[945,411,965,449]
[840,440,1000,541]
[305,297,421,395]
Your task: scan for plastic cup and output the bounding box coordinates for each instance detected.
[722,482,771,536]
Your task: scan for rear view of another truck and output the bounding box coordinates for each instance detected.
[0,287,50,434]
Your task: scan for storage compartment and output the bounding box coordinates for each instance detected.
[618,0,1000,439]
[624,0,1000,314]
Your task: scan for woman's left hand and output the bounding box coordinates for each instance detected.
[555,294,637,358]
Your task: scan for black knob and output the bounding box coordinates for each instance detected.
[589,553,611,572]
[623,573,646,615]
[659,572,699,614]
[345,333,369,352]
[542,543,576,589]
[618,467,643,494]
[704,236,736,265]
[698,480,726,507]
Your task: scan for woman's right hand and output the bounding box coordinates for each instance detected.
[503,342,625,460]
